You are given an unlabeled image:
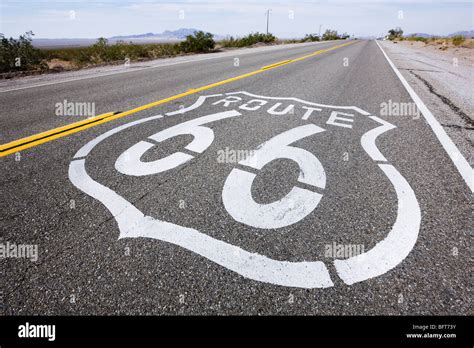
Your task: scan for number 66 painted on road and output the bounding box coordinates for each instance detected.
[115,110,326,229]
[222,124,326,229]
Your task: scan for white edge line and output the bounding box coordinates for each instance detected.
[376,40,473,193]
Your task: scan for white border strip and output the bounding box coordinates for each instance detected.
[376,40,473,193]
[165,94,223,116]
[334,163,421,285]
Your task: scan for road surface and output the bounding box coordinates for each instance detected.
[1,40,472,315]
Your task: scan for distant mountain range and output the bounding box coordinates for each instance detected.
[32,28,226,48]
[448,30,474,37]
[110,28,209,40]
[406,30,474,38]
[405,33,432,38]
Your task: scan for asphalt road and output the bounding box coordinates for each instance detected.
[1,40,472,315]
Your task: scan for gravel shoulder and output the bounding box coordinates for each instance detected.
[379,40,473,165]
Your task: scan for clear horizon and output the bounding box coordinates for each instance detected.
[1,0,473,39]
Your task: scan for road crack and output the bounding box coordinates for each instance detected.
[409,71,474,127]
[440,124,474,130]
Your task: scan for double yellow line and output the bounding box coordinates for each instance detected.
[0,41,355,157]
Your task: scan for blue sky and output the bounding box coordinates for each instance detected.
[1,0,473,38]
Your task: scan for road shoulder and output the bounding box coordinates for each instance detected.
[378,40,473,171]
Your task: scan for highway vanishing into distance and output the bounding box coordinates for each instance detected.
[1,40,472,315]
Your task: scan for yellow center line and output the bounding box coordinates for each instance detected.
[0,40,355,157]
[261,59,293,70]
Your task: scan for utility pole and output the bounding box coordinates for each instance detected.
[266,9,271,35]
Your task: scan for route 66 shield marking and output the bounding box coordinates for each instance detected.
[69,91,421,289]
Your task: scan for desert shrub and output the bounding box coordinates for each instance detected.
[238,32,276,46]
[220,36,236,47]
[221,32,276,48]
[452,35,465,46]
[322,29,340,41]
[407,36,428,43]
[340,32,350,39]
[43,39,183,67]
[303,34,320,42]
[180,31,215,53]
[0,31,45,73]
[387,28,404,40]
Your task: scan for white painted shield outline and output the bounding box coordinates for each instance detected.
[69,91,421,289]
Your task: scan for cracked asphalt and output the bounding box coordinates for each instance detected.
[0,40,472,315]
[379,40,474,162]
